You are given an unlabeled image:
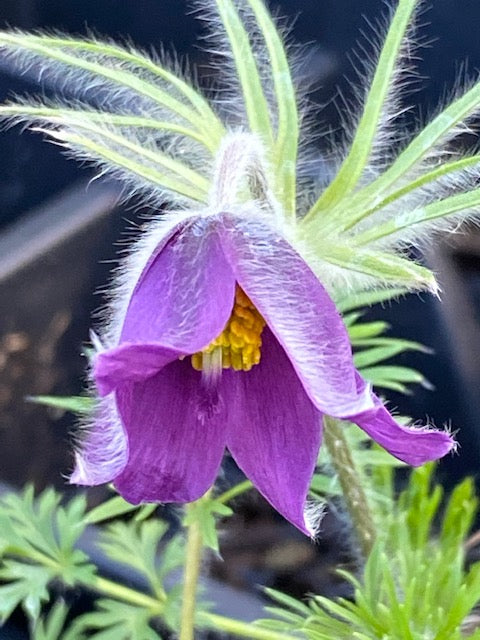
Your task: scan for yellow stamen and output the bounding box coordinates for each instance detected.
[191,286,266,373]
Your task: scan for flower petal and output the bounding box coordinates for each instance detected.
[94,343,180,396]
[349,375,455,465]
[217,212,373,416]
[70,395,127,485]
[113,359,227,503]
[224,328,321,535]
[121,217,236,353]
[352,394,455,466]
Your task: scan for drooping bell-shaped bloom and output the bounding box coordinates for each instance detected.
[72,202,454,535]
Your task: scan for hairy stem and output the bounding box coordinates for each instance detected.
[323,416,376,557]
[203,613,300,639]
[179,496,208,640]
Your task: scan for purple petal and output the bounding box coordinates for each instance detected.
[348,375,455,465]
[94,343,181,396]
[121,217,235,353]
[216,212,373,417]
[224,328,321,535]
[352,394,455,466]
[70,395,127,485]
[113,359,227,503]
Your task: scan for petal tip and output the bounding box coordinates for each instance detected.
[418,427,457,464]
[303,501,326,539]
[69,453,91,486]
[395,427,456,467]
[353,390,458,467]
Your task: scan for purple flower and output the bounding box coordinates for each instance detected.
[72,208,454,535]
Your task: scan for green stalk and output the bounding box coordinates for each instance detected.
[203,613,301,639]
[216,480,253,504]
[179,497,208,640]
[93,576,163,613]
[323,416,376,557]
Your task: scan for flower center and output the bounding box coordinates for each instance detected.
[191,286,266,373]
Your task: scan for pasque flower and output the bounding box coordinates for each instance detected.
[1,0,474,533]
[69,134,454,535]
[73,196,453,534]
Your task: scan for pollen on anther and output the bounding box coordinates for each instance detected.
[191,285,266,373]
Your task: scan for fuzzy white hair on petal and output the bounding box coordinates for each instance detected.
[101,208,201,346]
[303,499,326,540]
[71,395,128,486]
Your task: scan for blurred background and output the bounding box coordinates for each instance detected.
[0,0,480,633]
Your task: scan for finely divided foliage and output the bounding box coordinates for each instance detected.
[259,466,480,640]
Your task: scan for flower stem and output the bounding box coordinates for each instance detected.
[203,613,300,640]
[216,480,253,504]
[323,416,376,557]
[92,576,163,613]
[179,497,208,640]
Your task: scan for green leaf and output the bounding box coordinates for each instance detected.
[70,599,159,640]
[0,32,223,147]
[0,488,89,562]
[440,478,478,551]
[308,0,418,213]
[351,337,430,352]
[360,364,429,390]
[319,243,437,291]
[184,498,233,553]
[342,311,365,327]
[342,81,480,226]
[355,449,406,468]
[134,504,159,522]
[340,153,480,232]
[348,321,391,340]
[0,104,211,148]
[27,394,94,414]
[264,588,311,617]
[214,0,273,144]
[162,583,184,632]
[0,487,95,627]
[336,288,409,313]
[354,186,480,245]
[353,341,425,369]
[309,472,342,498]
[246,0,298,215]
[0,563,53,624]
[32,600,74,640]
[99,520,168,598]
[41,120,210,202]
[48,38,222,134]
[256,466,480,639]
[85,495,142,525]
[157,537,185,582]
